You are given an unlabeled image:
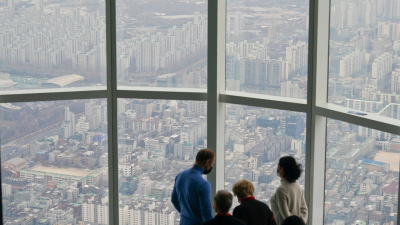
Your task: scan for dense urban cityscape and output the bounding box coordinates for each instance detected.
[0,0,399,224]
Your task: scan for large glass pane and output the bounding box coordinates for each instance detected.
[224,104,306,210]
[1,99,109,224]
[116,1,207,89]
[0,0,106,91]
[324,119,399,225]
[117,99,207,224]
[225,0,309,99]
[329,0,400,122]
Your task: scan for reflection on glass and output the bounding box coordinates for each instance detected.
[1,100,109,224]
[225,0,309,99]
[116,0,207,88]
[325,119,398,225]
[329,0,400,121]
[224,104,306,211]
[0,0,106,91]
[117,99,207,224]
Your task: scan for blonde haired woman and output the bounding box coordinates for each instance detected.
[232,179,276,225]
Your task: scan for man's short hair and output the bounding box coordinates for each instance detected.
[214,190,233,213]
[232,180,254,200]
[282,216,305,225]
[195,148,215,165]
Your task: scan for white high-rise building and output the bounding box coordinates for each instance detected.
[65,107,76,135]
[61,121,72,139]
[98,203,109,224]
[344,99,383,113]
[119,205,176,225]
[187,101,207,117]
[61,107,76,139]
[391,68,400,93]
[76,116,90,132]
[118,163,135,176]
[365,1,377,27]
[136,178,153,195]
[347,3,358,27]
[36,0,44,17]
[135,39,161,72]
[89,105,102,130]
[372,52,392,80]
[180,118,207,147]
[291,139,304,155]
[226,79,240,91]
[280,81,305,99]
[118,99,126,115]
[174,141,194,160]
[385,0,400,18]
[84,101,103,130]
[2,184,12,197]
[183,70,202,88]
[101,101,107,123]
[339,50,364,77]
[227,12,242,37]
[82,202,95,223]
[85,101,95,117]
[8,0,14,18]
[378,21,400,41]
[286,41,308,72]
[82,201,109,224]
[237,40,268,58]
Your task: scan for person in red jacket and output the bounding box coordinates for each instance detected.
[232,179,276,225]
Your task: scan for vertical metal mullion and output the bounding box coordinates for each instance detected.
[305,0,317,220]
[397,89,400,225]
[106,0,119,223]
[0,138,3,225]
[398,161,400,223]
[308,115,327,225]
[207,0,226,207]
[306,0,330,224]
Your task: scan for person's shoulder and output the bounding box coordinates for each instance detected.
[197,177,211,188]
[256,200,273,210]
[294,181,303,189]
[176,168,191,177]
[253,199,269,207]
[202,218,214,225]
[276,185,289,194]
[228,216,247,225]
[233,204,244,214]
[194,176,210,193]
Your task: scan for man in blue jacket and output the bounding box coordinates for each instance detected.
[172,148,215,225]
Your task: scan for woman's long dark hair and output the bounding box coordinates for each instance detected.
[279,156,302,183]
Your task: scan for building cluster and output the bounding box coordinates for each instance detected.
[324,120,399,225]
[1,98,211,224]
[329,0,400,128]
[0,0,207,87]
[224,105,306,210]
[117,12,207,79]
[225,40,307,94]
[0,0,107,73]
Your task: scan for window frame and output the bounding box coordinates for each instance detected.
[0,0,399,224]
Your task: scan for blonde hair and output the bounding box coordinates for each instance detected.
[232,179,254,199]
